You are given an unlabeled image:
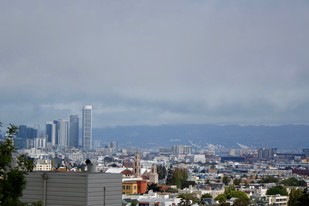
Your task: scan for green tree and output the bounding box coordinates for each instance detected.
[201,193,212,199]
[226,190,249,200]
[232,198,250,206]
[178,193,199,206]
[222,175,231,185]
[200,193,213,205]
[288,188,303,206]
[266,185,288,196]
[157,165,167,180]
[147,183,161,193]
[0,124,35,206]
[172,167,188,189]
[296,188,309,206]
[281,177,307,187]
[215,194,227,203]
[259,176,279,184]
[166,167,174,185]
[233,178,241,186]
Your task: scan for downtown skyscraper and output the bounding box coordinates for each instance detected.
[69,115,79,148]
[46,121,57,145]
[57,119,69,147]
[82,105,92,151]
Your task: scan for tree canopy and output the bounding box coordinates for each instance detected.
[166,167,189,189]
[157,165,167,180]
[178,193,199,206]
[280,177,307,187]
[266,185,288,196]
[0,124,35,206]
[215,186,249,205]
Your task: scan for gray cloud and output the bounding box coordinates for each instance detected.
[0,1,309,128]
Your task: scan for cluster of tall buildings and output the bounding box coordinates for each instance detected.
[12,105,93,151]
[46,105,92,150]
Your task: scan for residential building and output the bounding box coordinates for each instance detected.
[258,148,277,160]
[33,159,52,171]
[267,195,289,206]
[122,180,147,195]
[172,145,192,155]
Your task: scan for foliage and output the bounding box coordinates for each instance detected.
[215,186,249,205]
[224,185,235,194]
[178,193,199,206]
[288,188,309,206]
[0,124,35,206]
[169,167,188,189]
[222,176,231,185]
[157,165,167,180]
[226,190,249,200]
[266,185,288,196]
[201,193,212,199]
[288,188,304,206]
[182,180,196,189]
[233,178,241,186]
[131,199,139,206]
[281,177,307,187]
[259,176,279,184]
[166,187,178,193]
[232,198,250,206]
[215,194,227,203]
[165,167,174,185]
[147,183,161,193]
[296,188,309,206]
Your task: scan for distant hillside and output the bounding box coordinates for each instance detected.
[93,124,309,150]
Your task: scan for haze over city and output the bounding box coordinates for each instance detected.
[1,1,309,128]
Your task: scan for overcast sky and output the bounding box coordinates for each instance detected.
[0,1,309,128]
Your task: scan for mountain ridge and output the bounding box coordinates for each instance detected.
[93,124,309,150]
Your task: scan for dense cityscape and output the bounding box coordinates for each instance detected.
[1,105,309,206]
[1,1,309,206]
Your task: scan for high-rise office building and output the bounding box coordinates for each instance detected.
[258,148,277,160]
[69,115,79,148]
[82,105,92,151]
[46,121,57,145]
[15,125,38,149]
[17,125,38,139]
[57,119,69,147]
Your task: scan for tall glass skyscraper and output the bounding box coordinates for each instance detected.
[57,119,69,147]
[69,115,79,148]
[82,105,92,151]
[46,121,57,145]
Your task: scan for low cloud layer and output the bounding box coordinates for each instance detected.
[0,1,309,128]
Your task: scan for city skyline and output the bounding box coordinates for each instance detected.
[0,1,309,128]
